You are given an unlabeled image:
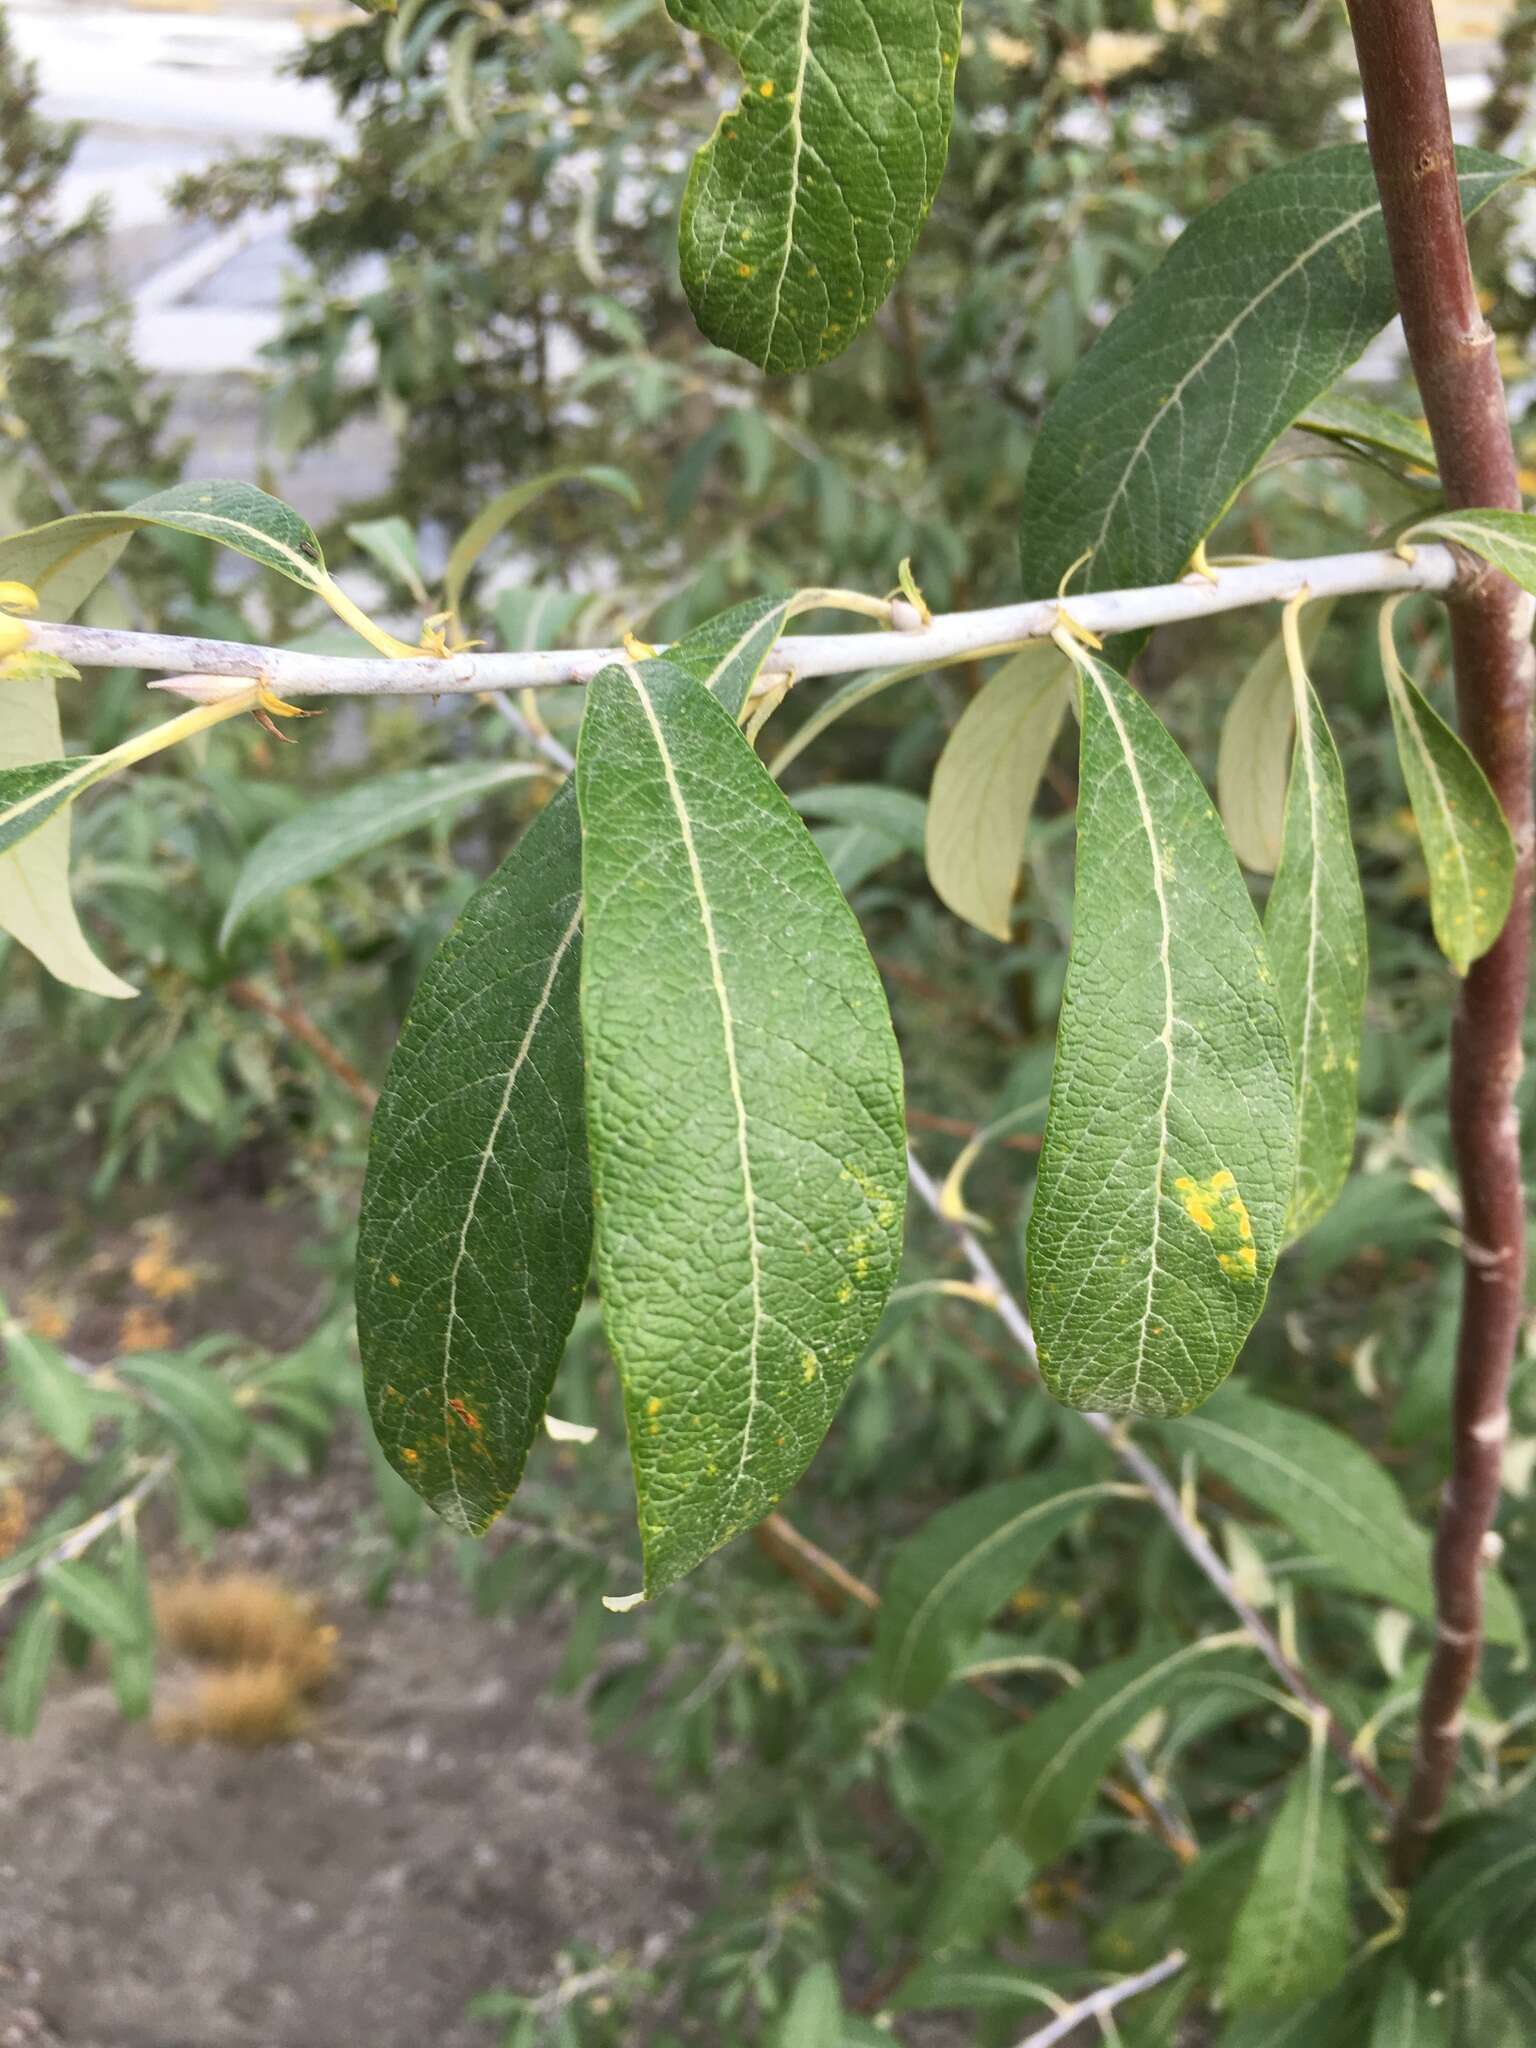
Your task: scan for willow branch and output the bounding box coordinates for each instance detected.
[26,546,1459,700]
[1345,0,1536,1882]
[905,1151,1395,1813]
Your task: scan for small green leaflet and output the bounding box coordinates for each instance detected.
[1264,599,1367,1238]
[1017,147,1520,604]
[1153,1383,1525,1646]
[443,466,639,619]
[1027,646,1294,1417]
[1406,507,1536,597]
[577,658,906,1594]
[1403,1807,1536,1982]
[346,516,428,603]
[875,1474,1133,1708]
[3,1311,95,1458]
[665,0,962,374]
[1298,390,1438,473]
[0,1594,61,1737]
[220,760,543,946]
[0,757,91,858]
[358,789,590,1535]
[1222,1725,1352,2012]
[1379,601,1515,975]
[356,598,793,1536]
[118,1351,250,1452]
[38,1558,148,1652]
[1217,602,1332,875]
[925,644,1072,940]
[1002,1637,1251,1863]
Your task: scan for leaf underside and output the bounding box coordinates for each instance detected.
[1017,146,1520,605]
[1027,651,1294,1417]
[1265,674,1367,1238]
[1216,603,1332,876]
[577,658,906,1593]
[666,0,961,374]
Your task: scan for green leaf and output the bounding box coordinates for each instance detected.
[1379,605,1515,976]
[1370,1960,1451,2048]
[1406,507,1536,597]
[443,465,638,620]
[109,1535,156,1720]
[791,784,927,851]
[220,760,542,946]
[768,663,925,779]
[0,1593,61,1736]
[358,789,590,1535]
[577,659,906,1593]
[924,645,1072,940]
[665,0,962,374]
[0,527,135,999]
[0,756,91,857]
[1404,1809,1536,1982]
[875,1474,1127,1708]
[1264,607,1367,1237]
[1003,1638,1250,1863]
[39,1557,147,1651]
[125,480,330,592]
[1222,1990,1360,2048]
[1217,604,1332,876]
[3,1315,95,1458]
[118,1352,251,1454]
[774,1962,843,2048]
[886,1963,1069,2017]
[1222,1728,1352,2011]
[1298,390,1438,473]
[1155,1383,1524,1647]
[1017,147,1520,605]
[346,516,428,603]
[356,596,791,1539]
[1026,648,1294,1416]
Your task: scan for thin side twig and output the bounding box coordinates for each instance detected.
[1006,1947,1187,2048]
[1344,0,1536,1881]
[905,1150,1395,1813]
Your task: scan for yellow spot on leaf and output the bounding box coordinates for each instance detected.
[1176,1170,1257,1281]
[388,1272,401,1288]
[759,78,775,95]
[646,1396,664,1416]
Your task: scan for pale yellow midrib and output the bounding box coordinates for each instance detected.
[623,663,766,1530]
[438,898,583,1524]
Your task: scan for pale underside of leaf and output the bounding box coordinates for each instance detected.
[1018,147,1520,603]
[665,0,962,374]
[1379,603,1515,976]
[1407,506,1536,600]
[1026,649,1294,1417]
[577,658,906,1593]
[1264,624,1367,1239]
[1217,602,1332,875]
[925,645,1071,940]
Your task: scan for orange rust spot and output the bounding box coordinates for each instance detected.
[447,1398,482,1431]
[401,1447,419,1464]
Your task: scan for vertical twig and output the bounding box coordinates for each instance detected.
[1344,0,1536,1879]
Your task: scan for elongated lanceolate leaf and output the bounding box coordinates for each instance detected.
[1370,1961,1451,2048]
[1379,604,1516,975]
[1407,507,1536,597]
[1003,1638,1251,1863]
[1264,602,1367,1238]
[356,598,793,1534]
[1026,648,1294,1417]
[578,658,906,1593]
[1222,1728,1351,2011]
[1217,603,1332,875]
[1404,1808,1536,1982]
[3,1314,95,1458]
[1298,391,1438,473]
[1018,147,1520,602]
[925,645,1071,940]
[444,465,638,620]
[1154,1383,1525,1646]
[875,1474,1127,1708]
[0,1594,61,1737]
[221,761,542,947]
[358,790,590,1534]
[665,0,962,374]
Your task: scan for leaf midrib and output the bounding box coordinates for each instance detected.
[621,661,766,1532]
[762,0,814,371]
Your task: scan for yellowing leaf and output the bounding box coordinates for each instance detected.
[924,645,1071,940]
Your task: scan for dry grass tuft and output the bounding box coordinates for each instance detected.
[152,1573,337,1747]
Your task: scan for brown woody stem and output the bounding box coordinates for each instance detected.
[1345,0,1536,1881]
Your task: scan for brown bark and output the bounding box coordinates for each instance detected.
[1344,0,1535,1881]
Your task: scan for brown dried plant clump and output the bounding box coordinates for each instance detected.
[154,1573,337,1749]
